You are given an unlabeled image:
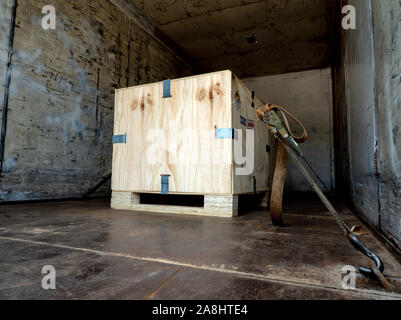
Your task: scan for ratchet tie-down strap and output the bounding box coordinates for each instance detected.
[256,103,308,143]
[233,74,393,291]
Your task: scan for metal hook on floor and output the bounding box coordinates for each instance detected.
[348,233,398,292]
[257,106,393,292]
[347,233,384,279]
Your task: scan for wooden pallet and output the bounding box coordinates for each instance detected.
[111,191,269,218]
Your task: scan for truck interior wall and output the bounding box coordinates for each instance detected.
[0,0,13,123]
[244,68,334,193]
[0,0,193,202]
[371,0,401,250]
[333,0,401,249]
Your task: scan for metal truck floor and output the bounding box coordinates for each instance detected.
[0,198,400,300]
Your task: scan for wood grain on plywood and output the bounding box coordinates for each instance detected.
[112,70,273,199]
[113,71,233,194]
[232,75,272,195]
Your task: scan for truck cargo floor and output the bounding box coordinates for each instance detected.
[0,198,400,300]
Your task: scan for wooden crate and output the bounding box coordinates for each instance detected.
[111,70,274,217]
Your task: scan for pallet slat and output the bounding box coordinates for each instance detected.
[111,192,239,217]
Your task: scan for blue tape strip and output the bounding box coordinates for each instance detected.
[163,80,172,98]
[216,128,234,139]
[161,175,170,195]
[113,134,127,144]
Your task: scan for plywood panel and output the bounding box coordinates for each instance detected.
[112,70,234,194]
[112,70,273,198]
[232,76,272,194]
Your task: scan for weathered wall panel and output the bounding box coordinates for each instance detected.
[0,0,14,124]
[343,0,380,226]
[334,0,401,249]
[371,0,401,248]
[0,0,192,201]
[244,69,334,193]
[332,0,351,200]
